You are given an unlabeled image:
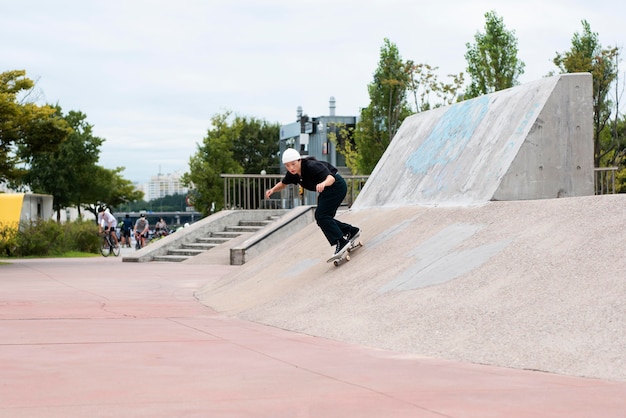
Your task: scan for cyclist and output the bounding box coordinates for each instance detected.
[97,206,119,248]
[133,212,150,249]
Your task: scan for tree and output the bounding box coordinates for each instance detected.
[26,108,104,220]
[116,193,187,213]
[230,115,280,174]
[183,111,244,215]
[0,70,71,184]
[352,38,413,174]
[25,107,142,220]
[82,166,144,220]
[553,20,619,167]
[183,111,280,214]
[464,11,525,99]
[407,63,465,112]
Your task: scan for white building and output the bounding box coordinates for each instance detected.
[138,171,189,202]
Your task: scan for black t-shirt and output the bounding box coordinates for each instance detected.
[281,158,338,191]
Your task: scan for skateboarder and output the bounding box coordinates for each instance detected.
[265,148,360,257]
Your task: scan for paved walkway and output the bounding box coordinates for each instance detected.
[1,256,625,417]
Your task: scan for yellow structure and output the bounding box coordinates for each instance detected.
[0,193,54,229]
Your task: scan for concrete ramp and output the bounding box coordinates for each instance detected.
[353,73,594,208]
[197,195,626,382]
[196,74,626,382]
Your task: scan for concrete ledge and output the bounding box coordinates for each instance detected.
[230,206,315,265]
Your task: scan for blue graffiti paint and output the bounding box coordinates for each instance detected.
[515,103,540,136]
[406,95,490,175]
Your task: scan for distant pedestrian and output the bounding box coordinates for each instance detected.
[155,217,168,237]
[120,214,133,247]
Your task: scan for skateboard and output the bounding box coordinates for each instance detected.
[327,239,363,267]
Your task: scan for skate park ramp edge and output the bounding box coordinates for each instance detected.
[352,73,594,209]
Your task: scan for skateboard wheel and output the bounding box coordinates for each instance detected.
[333,260,339,266]
[345,254,351,261]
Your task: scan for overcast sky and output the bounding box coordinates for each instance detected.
[2,0,624,183]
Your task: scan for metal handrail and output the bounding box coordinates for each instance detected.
[594,167,618,195]
[221,174,369,210]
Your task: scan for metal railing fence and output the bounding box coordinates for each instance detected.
[594,167,618,195]
[221,174,369,210]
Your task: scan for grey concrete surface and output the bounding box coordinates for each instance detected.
[197,194,626,383]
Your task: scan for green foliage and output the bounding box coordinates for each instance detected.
[553,20,619,167]
[231,115,281,174]
[352,38,413,174]
[117,193,188,213]
[0,222,19,256]
[26,107,103,217]
[328,123,359,174]
[407,63,465,112]
[24,107,142,219]
[0,70,72,184]
[0,219,100,257]
[464,11,525,99]
[81,166,144,220]
[183,110,279,215]
[615,167,626,193]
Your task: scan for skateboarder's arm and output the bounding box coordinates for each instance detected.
[315,174,335,193]
[265,182,287,199]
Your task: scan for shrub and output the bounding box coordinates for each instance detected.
[1,219,100,258]
[66,219,100,253]
[0,222,19,256]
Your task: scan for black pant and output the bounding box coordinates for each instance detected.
[315,174,353,246]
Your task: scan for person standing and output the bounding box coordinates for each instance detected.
[120,214,133,247]
[265,148,360,257]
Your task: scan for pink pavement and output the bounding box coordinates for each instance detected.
[1,256,625,417]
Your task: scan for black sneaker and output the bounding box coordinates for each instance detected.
[345,227,360,243]
[334,238,351,256]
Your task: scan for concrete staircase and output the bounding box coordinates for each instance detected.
[122,208,315,265]
[152,218,276,262]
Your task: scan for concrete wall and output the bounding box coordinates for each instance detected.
[353,73,594,209]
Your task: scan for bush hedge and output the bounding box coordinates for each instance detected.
[0,219,100,257]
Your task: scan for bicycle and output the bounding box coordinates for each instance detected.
[100,229,121,257]
[135,231,146,250]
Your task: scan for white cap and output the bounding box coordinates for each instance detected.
[282,148,301,164]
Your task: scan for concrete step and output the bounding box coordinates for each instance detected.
[196,237,231,244]
[183,242,220,250]
[226,225,263,233]
[239,220,273,227]
[152,255,189,262]
[211,231,242,239]
[168,248,205,257]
